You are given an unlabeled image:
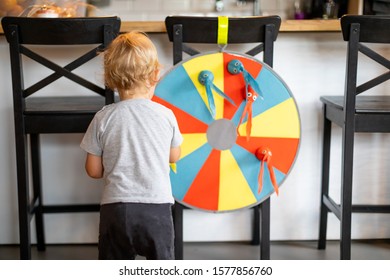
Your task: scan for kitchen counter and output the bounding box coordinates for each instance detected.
[0,19,341,34]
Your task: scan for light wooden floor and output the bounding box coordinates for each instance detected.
[0,240,389,260]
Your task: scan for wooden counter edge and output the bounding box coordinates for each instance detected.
[120,21,167,33]
[121,19,341,33]
[119,19,341,33]
[281,19,340,32]
[0,19,341,35]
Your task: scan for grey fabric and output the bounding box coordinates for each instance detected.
[98,202,174,260]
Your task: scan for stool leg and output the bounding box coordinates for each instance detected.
[251,205,260,245]
[318,108,332,250]
[173,203,184,260]
[259,198,270,260]
[15,132,31,259]
[30,134,45,251]
[340,125,354,260]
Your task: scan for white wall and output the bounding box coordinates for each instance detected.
[1,29,390,244]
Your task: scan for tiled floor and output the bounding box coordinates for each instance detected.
[0,240,389,260]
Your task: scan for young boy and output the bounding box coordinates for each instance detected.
[80,31,183,260]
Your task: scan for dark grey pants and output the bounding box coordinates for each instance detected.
[98,202,174,260]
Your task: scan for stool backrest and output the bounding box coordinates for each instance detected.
[165,15,281,65]
[1,16,121,105]
[341,15,390,43]
[340,15,390,117]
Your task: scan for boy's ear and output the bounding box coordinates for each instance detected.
[152,68,160,85]
[155,68,160,79]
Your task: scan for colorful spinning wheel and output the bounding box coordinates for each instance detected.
[153,52,300,212]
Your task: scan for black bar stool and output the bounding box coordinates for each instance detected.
[1,16,121,259]
[318,15,390,260]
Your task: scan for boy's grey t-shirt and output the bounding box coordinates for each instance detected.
[80,98,183,205]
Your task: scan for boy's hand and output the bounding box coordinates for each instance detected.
[169,146,181,163]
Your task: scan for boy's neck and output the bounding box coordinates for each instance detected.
[119,87,154,101]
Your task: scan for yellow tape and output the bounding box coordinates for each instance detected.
[217,16,229,46]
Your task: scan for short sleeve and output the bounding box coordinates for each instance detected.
[80,116,103,156]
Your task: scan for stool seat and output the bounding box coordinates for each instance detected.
[25,96,107,115]
[24,96,108,134]
[320,95,390,113]
[320,95,390,132]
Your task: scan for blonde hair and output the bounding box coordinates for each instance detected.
[104,31,160,94]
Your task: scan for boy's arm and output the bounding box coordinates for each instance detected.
[169,146,181,163]
[85,153,104,179]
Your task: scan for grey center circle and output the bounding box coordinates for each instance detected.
[206,118,237,150]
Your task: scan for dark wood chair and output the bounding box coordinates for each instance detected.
[1,16,121,259]
[164,15,281,260]
[318,15,390,259]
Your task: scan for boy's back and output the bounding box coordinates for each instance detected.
[81,98,181,205]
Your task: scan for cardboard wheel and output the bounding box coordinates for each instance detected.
[154,52,300,212]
